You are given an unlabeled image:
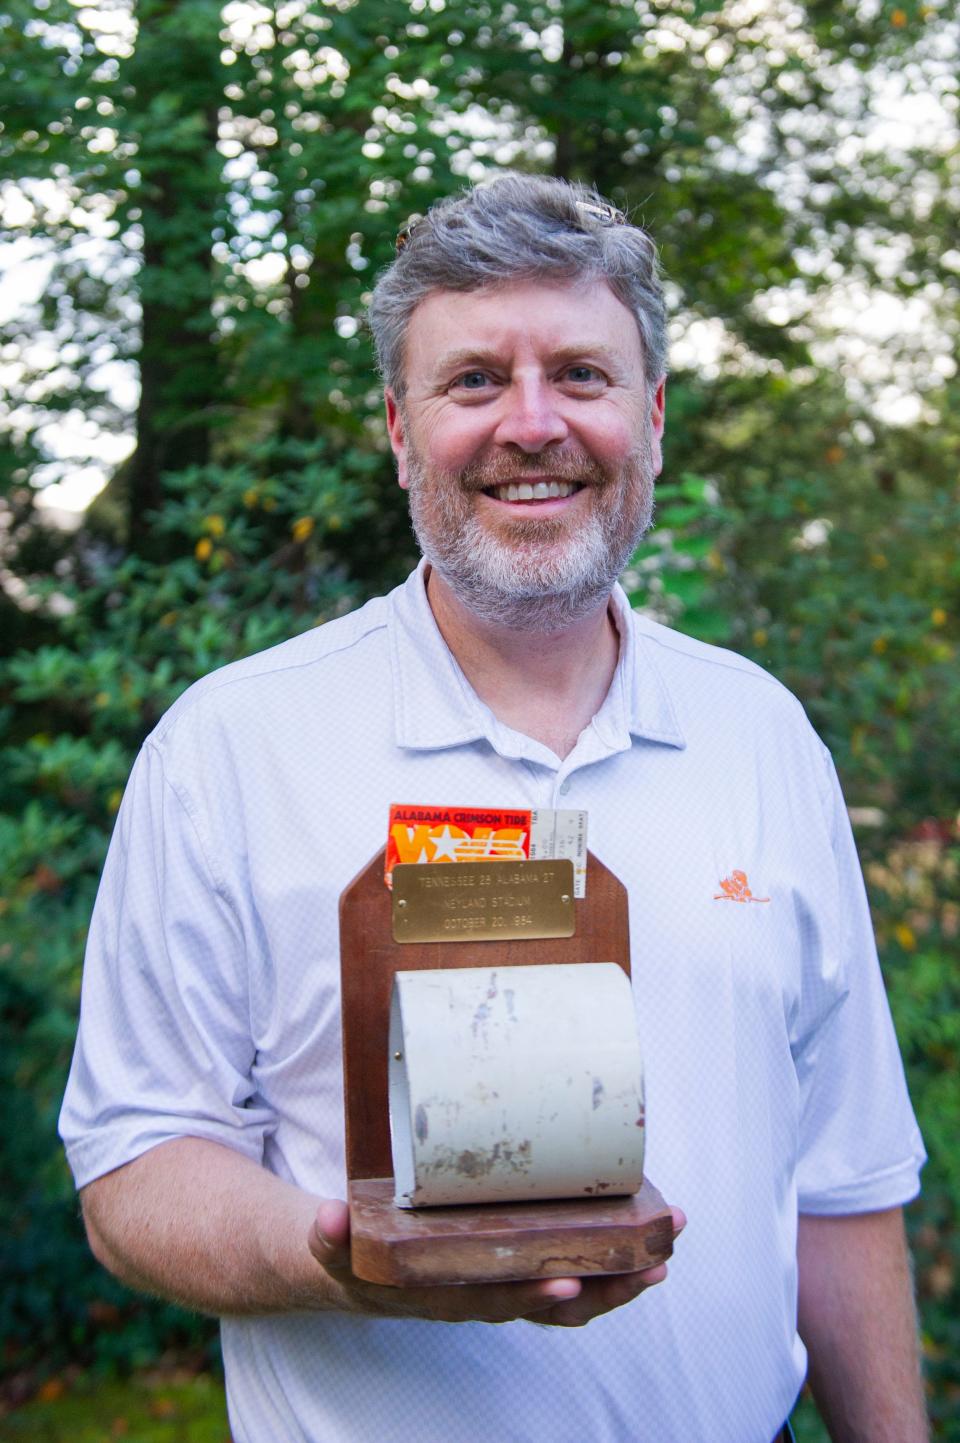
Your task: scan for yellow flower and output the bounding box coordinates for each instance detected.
[872,636,888,654]
[242,487,260,509]
[931,607,947,627]
[752,628,768,647]
[893,923,916,951]
[195,537,213,561]
[869,552,888,569]
[292,516,315,543]
[94,691,110,708]
[159,610,178,627]
[107,788,124,813]
[203,514,226,537]
[891,7,907,25]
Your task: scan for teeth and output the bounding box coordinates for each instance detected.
[490,480,578,503]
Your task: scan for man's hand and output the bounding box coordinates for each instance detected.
[307,1199,686,1327]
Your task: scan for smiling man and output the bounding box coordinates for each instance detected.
[61,176,927,1443]
[391,278,660,631]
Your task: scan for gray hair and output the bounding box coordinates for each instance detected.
[367,173,667,401]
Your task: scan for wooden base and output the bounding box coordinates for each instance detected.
[349,1177,674,1286]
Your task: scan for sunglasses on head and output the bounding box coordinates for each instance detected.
[395,199,628,255]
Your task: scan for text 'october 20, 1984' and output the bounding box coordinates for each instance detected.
[391,860,574,943]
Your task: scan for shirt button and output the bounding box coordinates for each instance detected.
[559,780,571,796]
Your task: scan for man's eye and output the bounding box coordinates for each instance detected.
[454,371,490,390]
[565,365,602,384]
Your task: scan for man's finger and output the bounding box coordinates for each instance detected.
[414,1275,584,1324]
[307,1199,351,1270]
[534,1264,666,1328]
[517,1277,583,1314]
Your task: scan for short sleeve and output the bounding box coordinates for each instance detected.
[59,738,272,1188]
[795,749,925,1213]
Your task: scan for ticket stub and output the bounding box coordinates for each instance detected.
[386,804,588,896]
[529,808,588,900]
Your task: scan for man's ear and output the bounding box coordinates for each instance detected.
[649,378,666,477]
[384,389,409,491]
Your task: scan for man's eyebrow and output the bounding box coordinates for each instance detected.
[430,343,627,376]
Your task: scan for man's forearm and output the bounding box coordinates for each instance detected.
[797,1207,929,1443]
[81,1136,337,1315]
[80,1136,684,1328]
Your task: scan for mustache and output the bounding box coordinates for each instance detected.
[456,449,608,491]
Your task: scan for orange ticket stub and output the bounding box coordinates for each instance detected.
[385,804,587,896]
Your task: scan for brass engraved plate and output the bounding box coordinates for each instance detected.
[392,859,575,944]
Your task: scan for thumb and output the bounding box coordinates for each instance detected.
[308,1198,351,1270]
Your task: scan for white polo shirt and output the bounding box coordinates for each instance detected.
[61,562,924,1443]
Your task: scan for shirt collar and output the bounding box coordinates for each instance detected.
[605,584,686,750]
[389,561,685,754]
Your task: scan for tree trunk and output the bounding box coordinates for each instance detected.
[124,0,223,552]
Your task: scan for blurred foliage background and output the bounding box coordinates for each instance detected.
[1,0,958,1434]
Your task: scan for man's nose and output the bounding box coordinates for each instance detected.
[492,377,569,453]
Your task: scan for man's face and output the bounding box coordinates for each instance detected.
[385,279,665,630]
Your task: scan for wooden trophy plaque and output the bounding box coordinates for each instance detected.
[338,847,674,1286]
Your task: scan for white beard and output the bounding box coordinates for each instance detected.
[406,440,656,632]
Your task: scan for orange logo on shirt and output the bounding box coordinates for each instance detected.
[713,870,769,903]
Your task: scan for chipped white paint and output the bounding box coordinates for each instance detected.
[389,963,645,1208]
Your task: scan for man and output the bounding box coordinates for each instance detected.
[61,175,928,1442]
